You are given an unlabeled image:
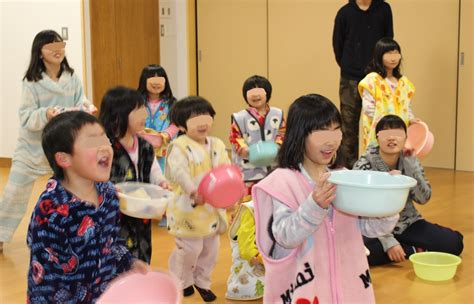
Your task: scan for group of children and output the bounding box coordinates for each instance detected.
[0,29,464,303]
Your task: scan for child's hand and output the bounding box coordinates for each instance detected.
[250,255,263,266]
[190,190,205,205]
[409,117,421,125]
[387,244,407,263]
[312,172,336,209]
[239,147,249,158]
[403,143,416,157]
[130,259,150,274]
[159,181,172,190]
[227,204,239,224]
[46,107,58,121]
[250,256,259,266]
[388,170,401,175]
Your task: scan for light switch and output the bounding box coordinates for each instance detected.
[61,27,68,40]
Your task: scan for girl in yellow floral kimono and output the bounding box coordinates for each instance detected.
[359,37,420,151]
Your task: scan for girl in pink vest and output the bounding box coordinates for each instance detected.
[253,94,399,304]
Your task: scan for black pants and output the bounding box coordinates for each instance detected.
[364,219,464,266]
[339,77,362,169]
[120,214,152,264]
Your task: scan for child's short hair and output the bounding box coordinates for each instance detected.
[278,94,342,170]
[42,111,100,180]
[375,115,407,136]
[170,96,216,129]
[99,86,145,139]
[242,75,272,103]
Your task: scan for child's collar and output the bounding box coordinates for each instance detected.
[248,104,270,117]
[298,163,329,186]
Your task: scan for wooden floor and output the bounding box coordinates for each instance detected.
[0,167,472,303]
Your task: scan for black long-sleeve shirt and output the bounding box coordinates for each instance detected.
[333,0,394,80]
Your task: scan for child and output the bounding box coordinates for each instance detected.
[359,37,420,151]
[0,30,90,252]
[27,111,147,303]
[229,75,285,201]
[165,96,229,302]
[99,86,169,264]
[252,94,399,303]
[137,64,179,170]
[353,115,464,265]
[226,201,265,301]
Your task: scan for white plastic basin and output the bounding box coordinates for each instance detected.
[116,182,173,219]
[328,170,417,217]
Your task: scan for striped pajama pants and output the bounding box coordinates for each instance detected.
[0,160,50,242]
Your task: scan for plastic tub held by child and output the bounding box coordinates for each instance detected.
[197,164,246,208]
[248,141,279,167]
[409,252,462,281]
[327,170,417,217]
[97,270,182,304]
[116,182,173,219]
[405,121,434,158]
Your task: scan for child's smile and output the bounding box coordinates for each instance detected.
[97,155,111,170]
[320,148,337,161]
[64,124,114,183]
[246,88,267,110]
[377,129,406,155]
[146,76,166,95]
[185,114,213,144]
[304,125,342,166]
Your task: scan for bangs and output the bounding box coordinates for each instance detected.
[375,115,407,134]
[187,101,215,118]
[307,111,341,133]
[144,66,166,78]
[170,96,215,128]
[377,38,401,55]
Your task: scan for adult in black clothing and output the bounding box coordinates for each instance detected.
[332,0,393,168]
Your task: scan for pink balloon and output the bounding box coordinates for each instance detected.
[197,164,246,208]
[97,271,182,304]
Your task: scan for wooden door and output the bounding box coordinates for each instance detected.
[114,0,160,88]
[456,0,474,171]
[90,0,160,108]
[90,0,118,107]
[197,0,267,145]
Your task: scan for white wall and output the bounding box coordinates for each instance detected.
[159,0,189,99]
[0,0,84,158]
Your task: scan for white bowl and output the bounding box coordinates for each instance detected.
[116,182,173,219]
[328,170,417,217]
